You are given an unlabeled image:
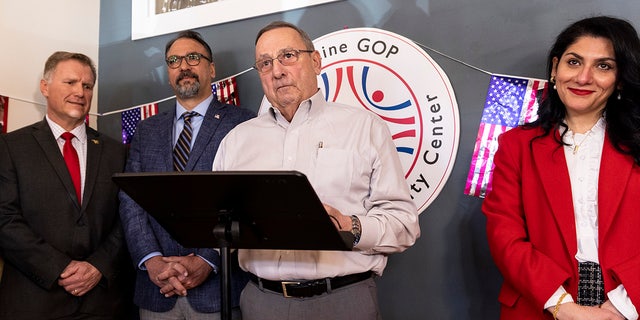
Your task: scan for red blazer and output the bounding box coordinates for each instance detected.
[483,126,640,319]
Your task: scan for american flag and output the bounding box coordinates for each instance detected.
[464,75,548,198]
[121,103,158,144]
[0,95,7,133]
[212,77,239,106]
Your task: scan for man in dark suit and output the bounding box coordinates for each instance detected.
[119,30,254,319]
[0,51,130,319]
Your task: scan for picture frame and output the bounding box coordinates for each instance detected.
[132,0,341,40]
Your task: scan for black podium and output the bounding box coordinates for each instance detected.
[113,171,352,320]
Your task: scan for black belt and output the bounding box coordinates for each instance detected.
[249,271,373,298]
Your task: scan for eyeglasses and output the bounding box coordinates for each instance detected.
[166,52,211,69]
[253,49,314,73]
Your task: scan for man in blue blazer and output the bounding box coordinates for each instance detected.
[119,30,254,319]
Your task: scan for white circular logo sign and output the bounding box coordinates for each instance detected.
[313,28,460,213]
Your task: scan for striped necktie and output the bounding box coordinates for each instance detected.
[173,111,197,172]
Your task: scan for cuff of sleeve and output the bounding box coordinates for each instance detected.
[138,252,162,270]
[354,214,375,250]
[197,255,218,274]
[544,286,574,310]
[608,284,639,320]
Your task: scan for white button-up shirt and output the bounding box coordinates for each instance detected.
[213,91,420,281]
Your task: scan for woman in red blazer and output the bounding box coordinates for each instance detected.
[484,16,640,320]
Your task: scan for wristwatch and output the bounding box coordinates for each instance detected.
[350,215,361,246]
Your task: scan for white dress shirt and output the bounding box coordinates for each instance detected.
[213,90,420,281]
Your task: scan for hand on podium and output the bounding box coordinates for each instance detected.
[324,204,359,247]
[324,204,351,232]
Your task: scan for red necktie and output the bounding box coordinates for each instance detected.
[61,132,82,203]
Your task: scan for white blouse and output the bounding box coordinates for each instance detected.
[562,117,605,264]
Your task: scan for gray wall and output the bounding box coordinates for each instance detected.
[98,1,640,319]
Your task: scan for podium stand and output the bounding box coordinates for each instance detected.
[113,171,352,320]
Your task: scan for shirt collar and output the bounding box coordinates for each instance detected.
[175,95,213,119]
[561,116,606,136]
[46,115,87,142]
[269,89,322,128]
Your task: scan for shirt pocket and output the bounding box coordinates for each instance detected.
[314,148,352,196]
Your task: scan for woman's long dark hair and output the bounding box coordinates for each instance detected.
[525,16,640,164]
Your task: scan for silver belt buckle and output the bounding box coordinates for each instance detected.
[281,281,300,298]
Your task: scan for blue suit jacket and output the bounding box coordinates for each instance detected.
[119,99,254,313]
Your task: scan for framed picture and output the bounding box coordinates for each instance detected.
[132,0,342,40]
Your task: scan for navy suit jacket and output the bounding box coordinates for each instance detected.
[0,120,130,319]
[119,99,254,313]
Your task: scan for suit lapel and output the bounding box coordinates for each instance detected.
[185,100,224,171]
[32,121,81,209]
[82,128,102,212]
[598,135,633,241]
[532,132,577,256]
[150,108,176,172]
[159,111,176,171]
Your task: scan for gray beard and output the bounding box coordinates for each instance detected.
[176,81,200,99]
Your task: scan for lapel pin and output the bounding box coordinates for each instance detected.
[214,114,220,119]
[91,139,99,144]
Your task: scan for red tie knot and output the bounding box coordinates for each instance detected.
[61,132,75,142]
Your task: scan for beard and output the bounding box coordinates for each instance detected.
[175,71,200,99]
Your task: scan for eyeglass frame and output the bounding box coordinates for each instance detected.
[253,49,315,73]
[165,52,212,69]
